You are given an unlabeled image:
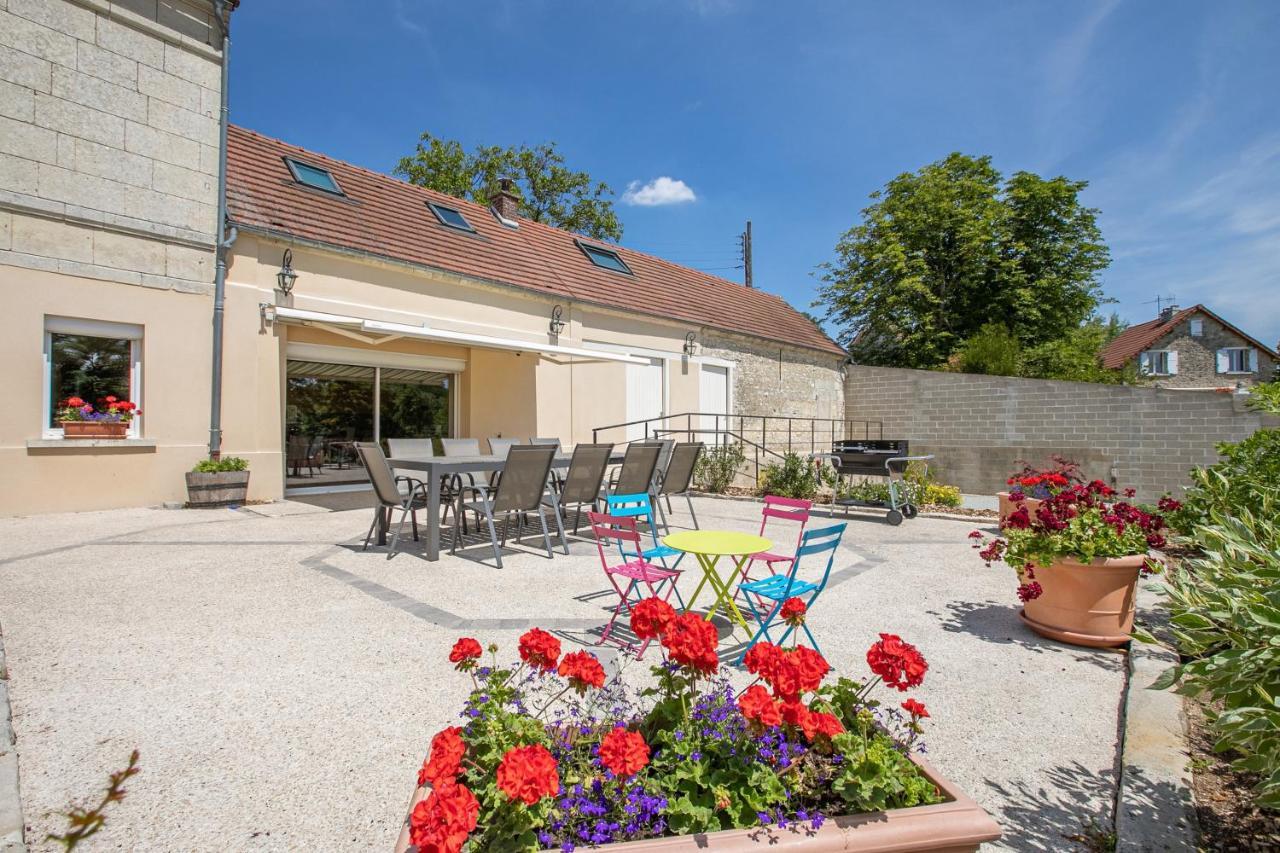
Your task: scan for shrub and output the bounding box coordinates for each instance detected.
[836,463,960,508]
[191,456,249,474]
[693,442,744,493]
[758,452,827,500]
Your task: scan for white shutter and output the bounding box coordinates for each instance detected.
[1166,351,1179,375]
[1216,349,1229,373]
[1248,348,1259,372]
[1138,352,1152,375]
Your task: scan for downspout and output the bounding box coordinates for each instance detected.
[208,0,236,459]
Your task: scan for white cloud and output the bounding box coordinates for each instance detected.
[621,176,698,207]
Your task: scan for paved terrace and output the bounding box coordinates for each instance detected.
[0,497,1125,851]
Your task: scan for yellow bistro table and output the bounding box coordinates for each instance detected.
[662,530,773,631]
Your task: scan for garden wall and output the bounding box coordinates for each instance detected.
[843,366,1277,500]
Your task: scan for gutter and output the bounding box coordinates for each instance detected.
[208,0,236,459]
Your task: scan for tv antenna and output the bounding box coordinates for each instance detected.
[1143,294,1177,314]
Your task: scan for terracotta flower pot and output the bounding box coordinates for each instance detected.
[60,420,128,438]
[1019,554,1148,649]
[393,755,1000,853]
[997,491,1041,521]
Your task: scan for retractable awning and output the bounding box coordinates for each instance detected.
[263,305,650,365]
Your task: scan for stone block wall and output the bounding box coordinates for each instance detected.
[843,365,1276,501]
[1146,312,1276,389]
[0,0,222,294]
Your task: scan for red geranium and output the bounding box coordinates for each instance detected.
[448,637,483,670]
[743,642,782,683]
[518,628,561,671]
[737,684,781,727]
[557,650,605,692]
[866,633,928,692]
[496,744,560,805]
[811,711,844,739]
[661,613,719,675]
[409,779,479,853]
[598,727,650,777]
[901,698,929,719]
[419,726,466,787]
[779,700,817,740]
[780,597,807,626]
[65,396,85,408]
[764,646,830,702]
[629,597,676,640]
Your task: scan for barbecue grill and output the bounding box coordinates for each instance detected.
[818,439,935,525]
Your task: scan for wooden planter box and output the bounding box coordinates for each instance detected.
[185,471,250,508]
[394,755,1000,853]
[60,420,127,438]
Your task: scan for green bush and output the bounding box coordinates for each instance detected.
[693,443,745,493]
[836,462,961,508]
[191,456,249,474]
[758,452,829,500]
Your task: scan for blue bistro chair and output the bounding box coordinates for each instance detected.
[605,492,686,575]
[735,523,847,662]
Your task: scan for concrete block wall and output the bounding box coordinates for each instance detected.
[843,365,1276,500]
[0,0,222,294]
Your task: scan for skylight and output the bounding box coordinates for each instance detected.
[576,240,632,275]
[284,158,343,195]
[427,202,474,232]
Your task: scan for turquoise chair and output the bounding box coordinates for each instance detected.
[735,523,846,662]
[605,492,685,572]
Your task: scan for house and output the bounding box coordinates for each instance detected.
[0,0,844,515]
[1100,305,1277,390]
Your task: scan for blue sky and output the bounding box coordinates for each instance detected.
[229,0,1280,347]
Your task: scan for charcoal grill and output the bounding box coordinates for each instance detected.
[819,440,935,526]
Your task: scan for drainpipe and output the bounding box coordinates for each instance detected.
[208,0,236,459]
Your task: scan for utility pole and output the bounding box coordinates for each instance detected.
[740,220,753,288]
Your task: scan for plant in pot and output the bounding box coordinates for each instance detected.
[56,395,140,438]
[998,456,1081,519]
[972,480,1171,648]
[185,457,250,508]
[395,600,1000,852]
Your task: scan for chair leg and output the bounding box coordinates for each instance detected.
[387,504,410,560]
[536,507,554,559]
[362,505,380,550]
[410,508,419,542]
[652,493,670,534]
[484,508,502,569]
[685,494,699,529]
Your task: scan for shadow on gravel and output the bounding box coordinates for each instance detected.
[985,761,1117,851]
[929,600,1126,672]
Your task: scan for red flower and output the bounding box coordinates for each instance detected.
[901,698,930,719]
[812,711,844,739]
[418,726,466,787]
[448,637,482,670]
[1003,506,1031,530]
[779,700,817,740]
[409,779,479,853]
[65,396,85,408]
[104,395,117,403]
[518,628,561,671]
[629,597,676,640]
[1016,582,1043,602]
[738,684,781,727]
[557,650,605,692]
[866,633,928,692]
[496,744,560,805]
[743,642,783,683]
[768,646,830,702]
[780,597,807,626]
[598,727,650,777]
[661,613,719,675]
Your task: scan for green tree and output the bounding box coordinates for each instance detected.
[395,133,622,241]
[817,153,1110,369]
[953,322,1022,376]
[1021,314,1136,384]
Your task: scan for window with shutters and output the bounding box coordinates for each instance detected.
[1141,350,1174,375]
[1220,348,1251,373]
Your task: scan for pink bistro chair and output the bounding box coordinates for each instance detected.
[743,495,813,582]
[588,511,684,659]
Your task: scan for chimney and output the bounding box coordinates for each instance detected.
[490,178,520,223]
[1159,304,1179,322]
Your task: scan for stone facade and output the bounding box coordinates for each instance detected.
[1139,311,1276,389]
[0,0,224,293]
[844,365,1276,501]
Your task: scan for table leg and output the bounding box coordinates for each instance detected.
[702,554,750,631]
[426,469,441,561]
[684,552,716,612]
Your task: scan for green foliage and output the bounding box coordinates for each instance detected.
[817,153,1109,370]
[828,732,940,812]
[48,750,140,850]
[693,442,745,493]
[953,322,1022,376]
[1020,315,1137,384]
[758,452,829,500]
[395,132,622,241]
[191,456,248,473]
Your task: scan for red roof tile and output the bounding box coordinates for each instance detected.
[1100,305,1278,368]
[225,126,844,357]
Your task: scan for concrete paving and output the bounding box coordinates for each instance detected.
[0,497,1125,851]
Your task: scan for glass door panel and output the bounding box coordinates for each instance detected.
[285,360,374,488]
[379,368,451,450]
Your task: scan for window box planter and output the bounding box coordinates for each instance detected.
[1018,554,1148,649]
[59,420,128,439]
[394,752,999,853]
[185,470,250,508]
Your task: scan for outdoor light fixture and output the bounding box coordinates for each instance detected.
[549,304,566,336]
[683,332,697,356]
[276,249,298,294]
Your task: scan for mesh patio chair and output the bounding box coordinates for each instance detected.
[608,442,666,530]
[588,511,683,659]
[387,437,459,529]
[656,442,703,530]
[355,441,429,559]
[441,437,487,531]
[450,445,568,569]
[488,437,521,458]
[557,443,613,533]
[528,437,561,450]
[653,439,675,480]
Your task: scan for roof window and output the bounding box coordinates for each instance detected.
[576,240,632,275]
[427,201,475,232]
[284,157,343,195]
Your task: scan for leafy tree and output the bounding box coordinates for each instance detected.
[952,322,1022,376]
[817,153,1110,369]
[1020,315,1136,384]
[395,133,622,241]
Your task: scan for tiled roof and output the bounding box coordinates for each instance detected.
[225,126,845,357]
[1100,305,1278,368]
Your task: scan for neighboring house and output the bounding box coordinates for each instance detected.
[1100,305,1277,390]
[0,1,844,515]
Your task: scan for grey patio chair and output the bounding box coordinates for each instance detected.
[657,442,703,529]
[355,441,428,559]
[528,437,561,450]
[488,437,521,458]
[441,437,487,532]
[556,443,613,533]
[387,437,460,530]
[653,439,676,480]
[451,445,567,568]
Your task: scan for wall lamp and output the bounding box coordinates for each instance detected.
[683,332,697,356]
[276,249,298,294]
[549,304,566,336]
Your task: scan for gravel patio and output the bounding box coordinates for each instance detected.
[0,496,1126,851]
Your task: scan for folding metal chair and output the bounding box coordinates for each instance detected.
[656,442,703,529]
[735,523,847,662]
[588,511,683,658]
[354,441,429,560]
[605,492,685,572]
[745,495,812,579]
[451,445,567,568]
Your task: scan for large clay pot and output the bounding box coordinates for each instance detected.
[394,755,1000,853]
[60,420,127,438]
[1019,554,1148,648]
[997,491,1042,521]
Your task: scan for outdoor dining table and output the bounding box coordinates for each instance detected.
[386,450,625,561]
[661,529,773,632]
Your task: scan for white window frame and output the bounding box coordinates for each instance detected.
[43,317,144,439]
[1189,318,1204,337]
[1220,347,1251,374]
[1141,349,1175,376]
